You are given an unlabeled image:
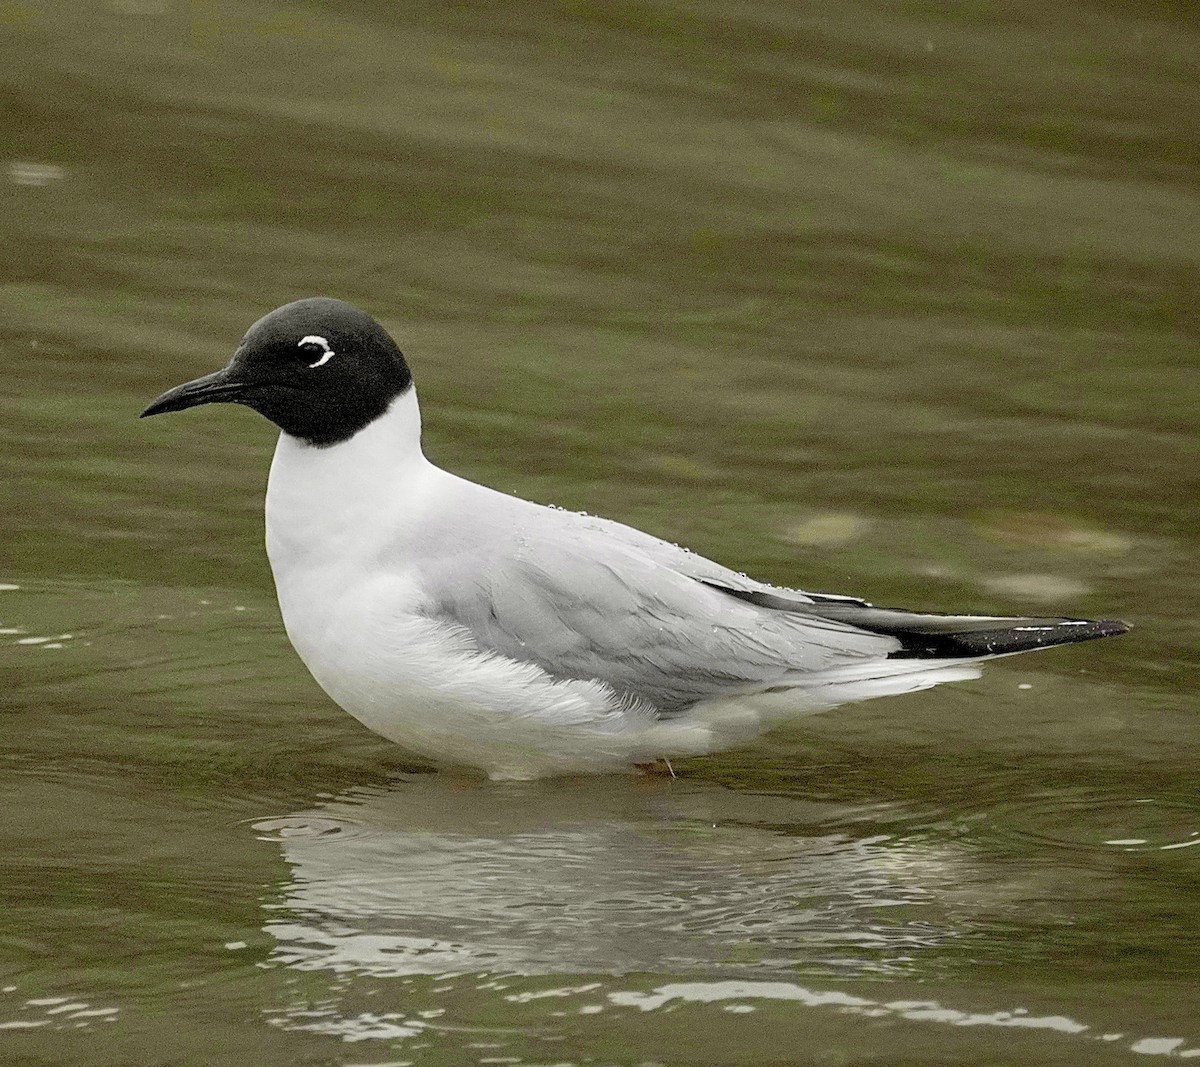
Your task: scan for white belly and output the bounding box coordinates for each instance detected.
[272,567,708,779]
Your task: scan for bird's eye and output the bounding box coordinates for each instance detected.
[297,334,336,368]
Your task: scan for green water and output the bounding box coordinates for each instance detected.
[3,1,1199,1063]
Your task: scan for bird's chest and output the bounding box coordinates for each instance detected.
[264,441,437,683]
[269,551,461,723]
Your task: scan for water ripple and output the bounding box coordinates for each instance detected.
[967,790,1200,854]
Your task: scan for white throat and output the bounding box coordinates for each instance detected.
[265,387,432,574]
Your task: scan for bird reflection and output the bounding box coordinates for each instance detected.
[254,774,977,981]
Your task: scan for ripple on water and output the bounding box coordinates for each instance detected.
[7,162,66,187]
[969,790,1200,854]
[0,577,277,677]
[602,980,1200,1059]
[250,815,371,843]
[0,988,120,1033]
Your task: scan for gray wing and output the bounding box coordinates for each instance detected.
[423,509,898,715]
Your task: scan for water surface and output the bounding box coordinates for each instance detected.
[3,2,1199,1064]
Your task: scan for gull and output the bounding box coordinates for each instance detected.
[141,298,1128,779]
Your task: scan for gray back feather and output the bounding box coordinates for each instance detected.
[423,506,897,715]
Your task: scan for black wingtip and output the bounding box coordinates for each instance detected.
[1095,618,1132,638]
[887,615,1132,659]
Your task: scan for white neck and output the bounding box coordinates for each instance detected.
[265,388,434,573]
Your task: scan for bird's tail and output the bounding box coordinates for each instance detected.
[673,656,987,747]
[647,595,1130,757]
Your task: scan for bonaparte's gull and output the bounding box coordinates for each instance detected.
[141,298,1128,779]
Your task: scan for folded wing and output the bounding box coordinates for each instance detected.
[427,525,898,715]
[424,505,1127,718]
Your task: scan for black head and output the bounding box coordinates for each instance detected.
[140,298,413,447]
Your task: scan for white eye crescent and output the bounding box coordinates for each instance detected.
[299,334,335,368]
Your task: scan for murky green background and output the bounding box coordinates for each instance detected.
[3,1,1199,1063]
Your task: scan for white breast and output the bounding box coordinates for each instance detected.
[262,390,696,778]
